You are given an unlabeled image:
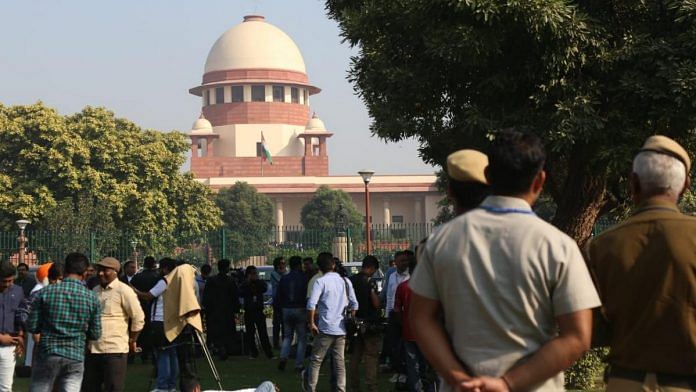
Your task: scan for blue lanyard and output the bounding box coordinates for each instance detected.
[479,205,536,216]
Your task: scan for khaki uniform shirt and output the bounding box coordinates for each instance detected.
[89,278,145,354]
[587,199,696,375]
[410,196,601,391]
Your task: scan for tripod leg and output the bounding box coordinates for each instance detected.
[195,330,223,391]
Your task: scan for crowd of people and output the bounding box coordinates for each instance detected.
[0,130,693,392]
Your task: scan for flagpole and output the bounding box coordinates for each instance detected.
[261,156,264,176]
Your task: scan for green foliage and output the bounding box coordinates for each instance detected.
[326,0,696,240]
[564,347,608,390]
[0,102,221,253]
[215,182,274,261]
[38,194,119,259]
[432,170,456,225]
[300,185,362,231]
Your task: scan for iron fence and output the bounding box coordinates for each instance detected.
[0,223,436,268]
[1,218,620,268]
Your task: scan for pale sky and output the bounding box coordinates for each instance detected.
[0,0,436,176]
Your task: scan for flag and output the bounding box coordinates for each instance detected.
[261,132,273,165]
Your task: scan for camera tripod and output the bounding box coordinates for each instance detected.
[148,327,223,391]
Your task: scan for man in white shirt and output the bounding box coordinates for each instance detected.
[410,130,601,392]
[119,261,137,285]
[133,258,177,392]
[303,252,358,392]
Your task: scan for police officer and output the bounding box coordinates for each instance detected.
[587,135,696,392]
[410,131,601,392]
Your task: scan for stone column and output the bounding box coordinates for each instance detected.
[414,198,422,223]
[303,136,312,156]
[205,137,215,157]
[191,137,199,159]
[331,234,349,263]
[319,137,327,156]
[275,199,284,243]
[383,198,391,225]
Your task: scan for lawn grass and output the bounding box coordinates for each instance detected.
[12,355,607,391]
[12,355,397,391]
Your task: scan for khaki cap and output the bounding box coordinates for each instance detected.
[97,257,121,272]
[446,149,489,184]
[641,135,691,173]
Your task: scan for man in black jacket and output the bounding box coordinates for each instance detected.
[202,259,240,360]
[348,255,381,392]
[129,256,160,362]
[240,266,274,359]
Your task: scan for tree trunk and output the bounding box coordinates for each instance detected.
[550,146,609,248]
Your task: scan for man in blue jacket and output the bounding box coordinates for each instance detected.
[277,256,308,371]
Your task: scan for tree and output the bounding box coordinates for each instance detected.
[214,182,274,261]
[0,102,221,253]
[300,185,362,231]
[325,1,696,244]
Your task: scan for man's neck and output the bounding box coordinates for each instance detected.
[101,278,116,288]
[636,194,678,206]
[492,192,536,206]
[66,274,82,281]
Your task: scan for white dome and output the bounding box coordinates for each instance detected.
[190,115,213,134]
[204,15,306,74]
[305,113,326,131]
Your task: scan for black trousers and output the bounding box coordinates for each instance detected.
[206,316,237,359]
[245,310,273,358]
[138,319,154,362]
[174,326,200,392]
[82,353,128,392]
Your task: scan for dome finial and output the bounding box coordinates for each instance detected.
[243,15,265,22]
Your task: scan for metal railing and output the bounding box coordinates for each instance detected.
[0,223,435,267]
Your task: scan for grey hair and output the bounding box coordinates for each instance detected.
[632,151,686,197]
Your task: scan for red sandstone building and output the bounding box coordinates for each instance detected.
[188,15,440,227]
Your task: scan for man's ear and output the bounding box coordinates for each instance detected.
[532,170,546,194]
[679,176,691,199]
[630,172,641,200]
[446,180,454,201]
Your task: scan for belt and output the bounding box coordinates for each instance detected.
[609,365,696,389]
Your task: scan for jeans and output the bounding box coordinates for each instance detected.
[348,332,381,392]
[155,347,179,390]
[82,353,128,392]
[30,354,84,392]
[272,305,283,348]
[387,312,406,374]
[404,341,435,392]
[280,308,307,368]
[0,346,14,392]
[308,333,346,392]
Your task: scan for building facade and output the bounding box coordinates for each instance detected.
[188,15,440,226]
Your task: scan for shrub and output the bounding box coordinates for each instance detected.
[564,347,609,390]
